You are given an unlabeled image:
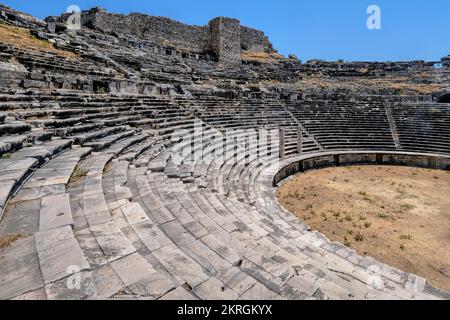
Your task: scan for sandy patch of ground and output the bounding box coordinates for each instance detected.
[277,165,450,292]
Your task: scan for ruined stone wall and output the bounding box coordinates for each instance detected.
[240,26,273,53]
[0,4,45,29]
[209,17,241,65]
[57,8,274,60]
[80,9,210,52]
[442,56,450,67]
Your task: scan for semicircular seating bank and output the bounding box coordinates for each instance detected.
[0,4,450,300]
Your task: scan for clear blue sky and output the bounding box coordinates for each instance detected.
[2,0,450,62]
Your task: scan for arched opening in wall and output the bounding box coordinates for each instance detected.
[93,81,109,94]
[437,93,450,103]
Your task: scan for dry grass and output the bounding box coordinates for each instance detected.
[68,165,88,188]
[0,233,28,249]
[277,165,450,292]
[241,51,284,63]
[0,22,77,59]
[72,165,88,178]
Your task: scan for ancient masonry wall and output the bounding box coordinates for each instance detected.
[81,9,210,52]
[240,26,273,53]
[209,17,241,65]
[75,8,273,63]
[442,56,450,67]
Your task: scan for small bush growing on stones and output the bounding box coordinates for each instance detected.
[73,165,88,178]
[354,232,364,242]
[399,234,412,240]
[399,204,416,212]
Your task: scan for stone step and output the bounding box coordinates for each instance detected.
[83,130,135,151]
[0,135,28,156]
[72,126,128,145]
[79,154,114,227]
[104,133,149,156]
[39,193,74,232]
[35,225,90,285]
[110,252,176,299]
[0,123,31,135]
[10,139,73,164]
[152,243,210,289]
[0,235,43,300]
[54,123,101,137]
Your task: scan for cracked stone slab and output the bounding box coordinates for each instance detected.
[36,226,90,284]
[91,264,124,299]
[45,271,97,300]
[12,288,47,300]
[12,184,66,202]
[217,267,258,297]
[39,193,74,231]
[82,190,112,226]
[124,272,176,299]
[25,169,75,188]
[193,278,239,300]
[153,244,209,288]
[132,221,172,252]
[201,234,241,266]
[110,252,158,286]
[74,228,108,268]
[121,202,150,225]
[159,286,197,300]
[179,236,232,275]
[239,282,285,300]
[0,235,43,299]
[90,221,136,263]
[0,198,41,235]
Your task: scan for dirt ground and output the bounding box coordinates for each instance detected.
[277,165,450,292]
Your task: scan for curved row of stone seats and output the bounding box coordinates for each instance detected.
[0,137,74,219]
[158,122,446,298]
[66,135,206,299]
[78,26,295,84]
[300,91,435,104]
[282,126,322,156]
[212,142,448,298]
[0,130,169,299]
[122,129,444,299]
[128,149,303,299]
[0,45,116,81]
[188,101,295,133]
[0,92,181,148]
[391,102,450,154]
[288,100,397,150]
[1,104,448,299]
[0,143,90,299]
[76,28,194,84]
[250,152,450,299]
[0,124,338,298]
